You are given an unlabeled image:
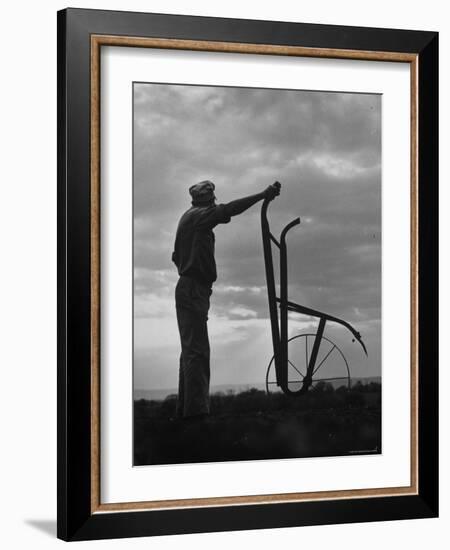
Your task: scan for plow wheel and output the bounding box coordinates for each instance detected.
[265,333,351,395]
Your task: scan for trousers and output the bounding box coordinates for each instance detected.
[175,276,212,417]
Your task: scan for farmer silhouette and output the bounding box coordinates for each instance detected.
[172,180,281,419]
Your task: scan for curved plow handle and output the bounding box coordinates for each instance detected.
[280,217,301,243]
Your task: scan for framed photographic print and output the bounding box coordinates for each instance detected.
[57,7,438,541]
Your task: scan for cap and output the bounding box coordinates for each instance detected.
[189,180,216,204]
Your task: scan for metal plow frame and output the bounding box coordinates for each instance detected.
[261,196,367,396]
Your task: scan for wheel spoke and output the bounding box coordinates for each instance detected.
[288,359,304,378]
[313,344,336,375]
[312,376,349,382]
[268,380,303,385]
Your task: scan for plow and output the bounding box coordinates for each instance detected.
[261,183,367,396]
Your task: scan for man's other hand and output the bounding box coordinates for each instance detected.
[263,181,281,200]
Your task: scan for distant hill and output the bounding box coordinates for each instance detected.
[134,376,381,402]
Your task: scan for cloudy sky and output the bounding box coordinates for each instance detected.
[133,82,381,392]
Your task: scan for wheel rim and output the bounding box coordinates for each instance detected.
[265,333,351,395]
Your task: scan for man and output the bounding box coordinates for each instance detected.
[172,179,281,419]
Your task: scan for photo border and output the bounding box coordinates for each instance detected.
[57,8,438,541]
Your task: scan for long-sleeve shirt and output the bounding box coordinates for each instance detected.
[172,204,231,286]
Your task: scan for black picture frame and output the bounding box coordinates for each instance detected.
[57,7,438,542]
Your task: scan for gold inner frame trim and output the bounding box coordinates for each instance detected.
[90,34,419,514]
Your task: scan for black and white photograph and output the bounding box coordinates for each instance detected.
[0,0,443,545]
[133,82,382,466]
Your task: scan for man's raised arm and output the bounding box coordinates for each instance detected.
[224,182,281,217]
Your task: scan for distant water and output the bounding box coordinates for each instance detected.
[134,377,381,402]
